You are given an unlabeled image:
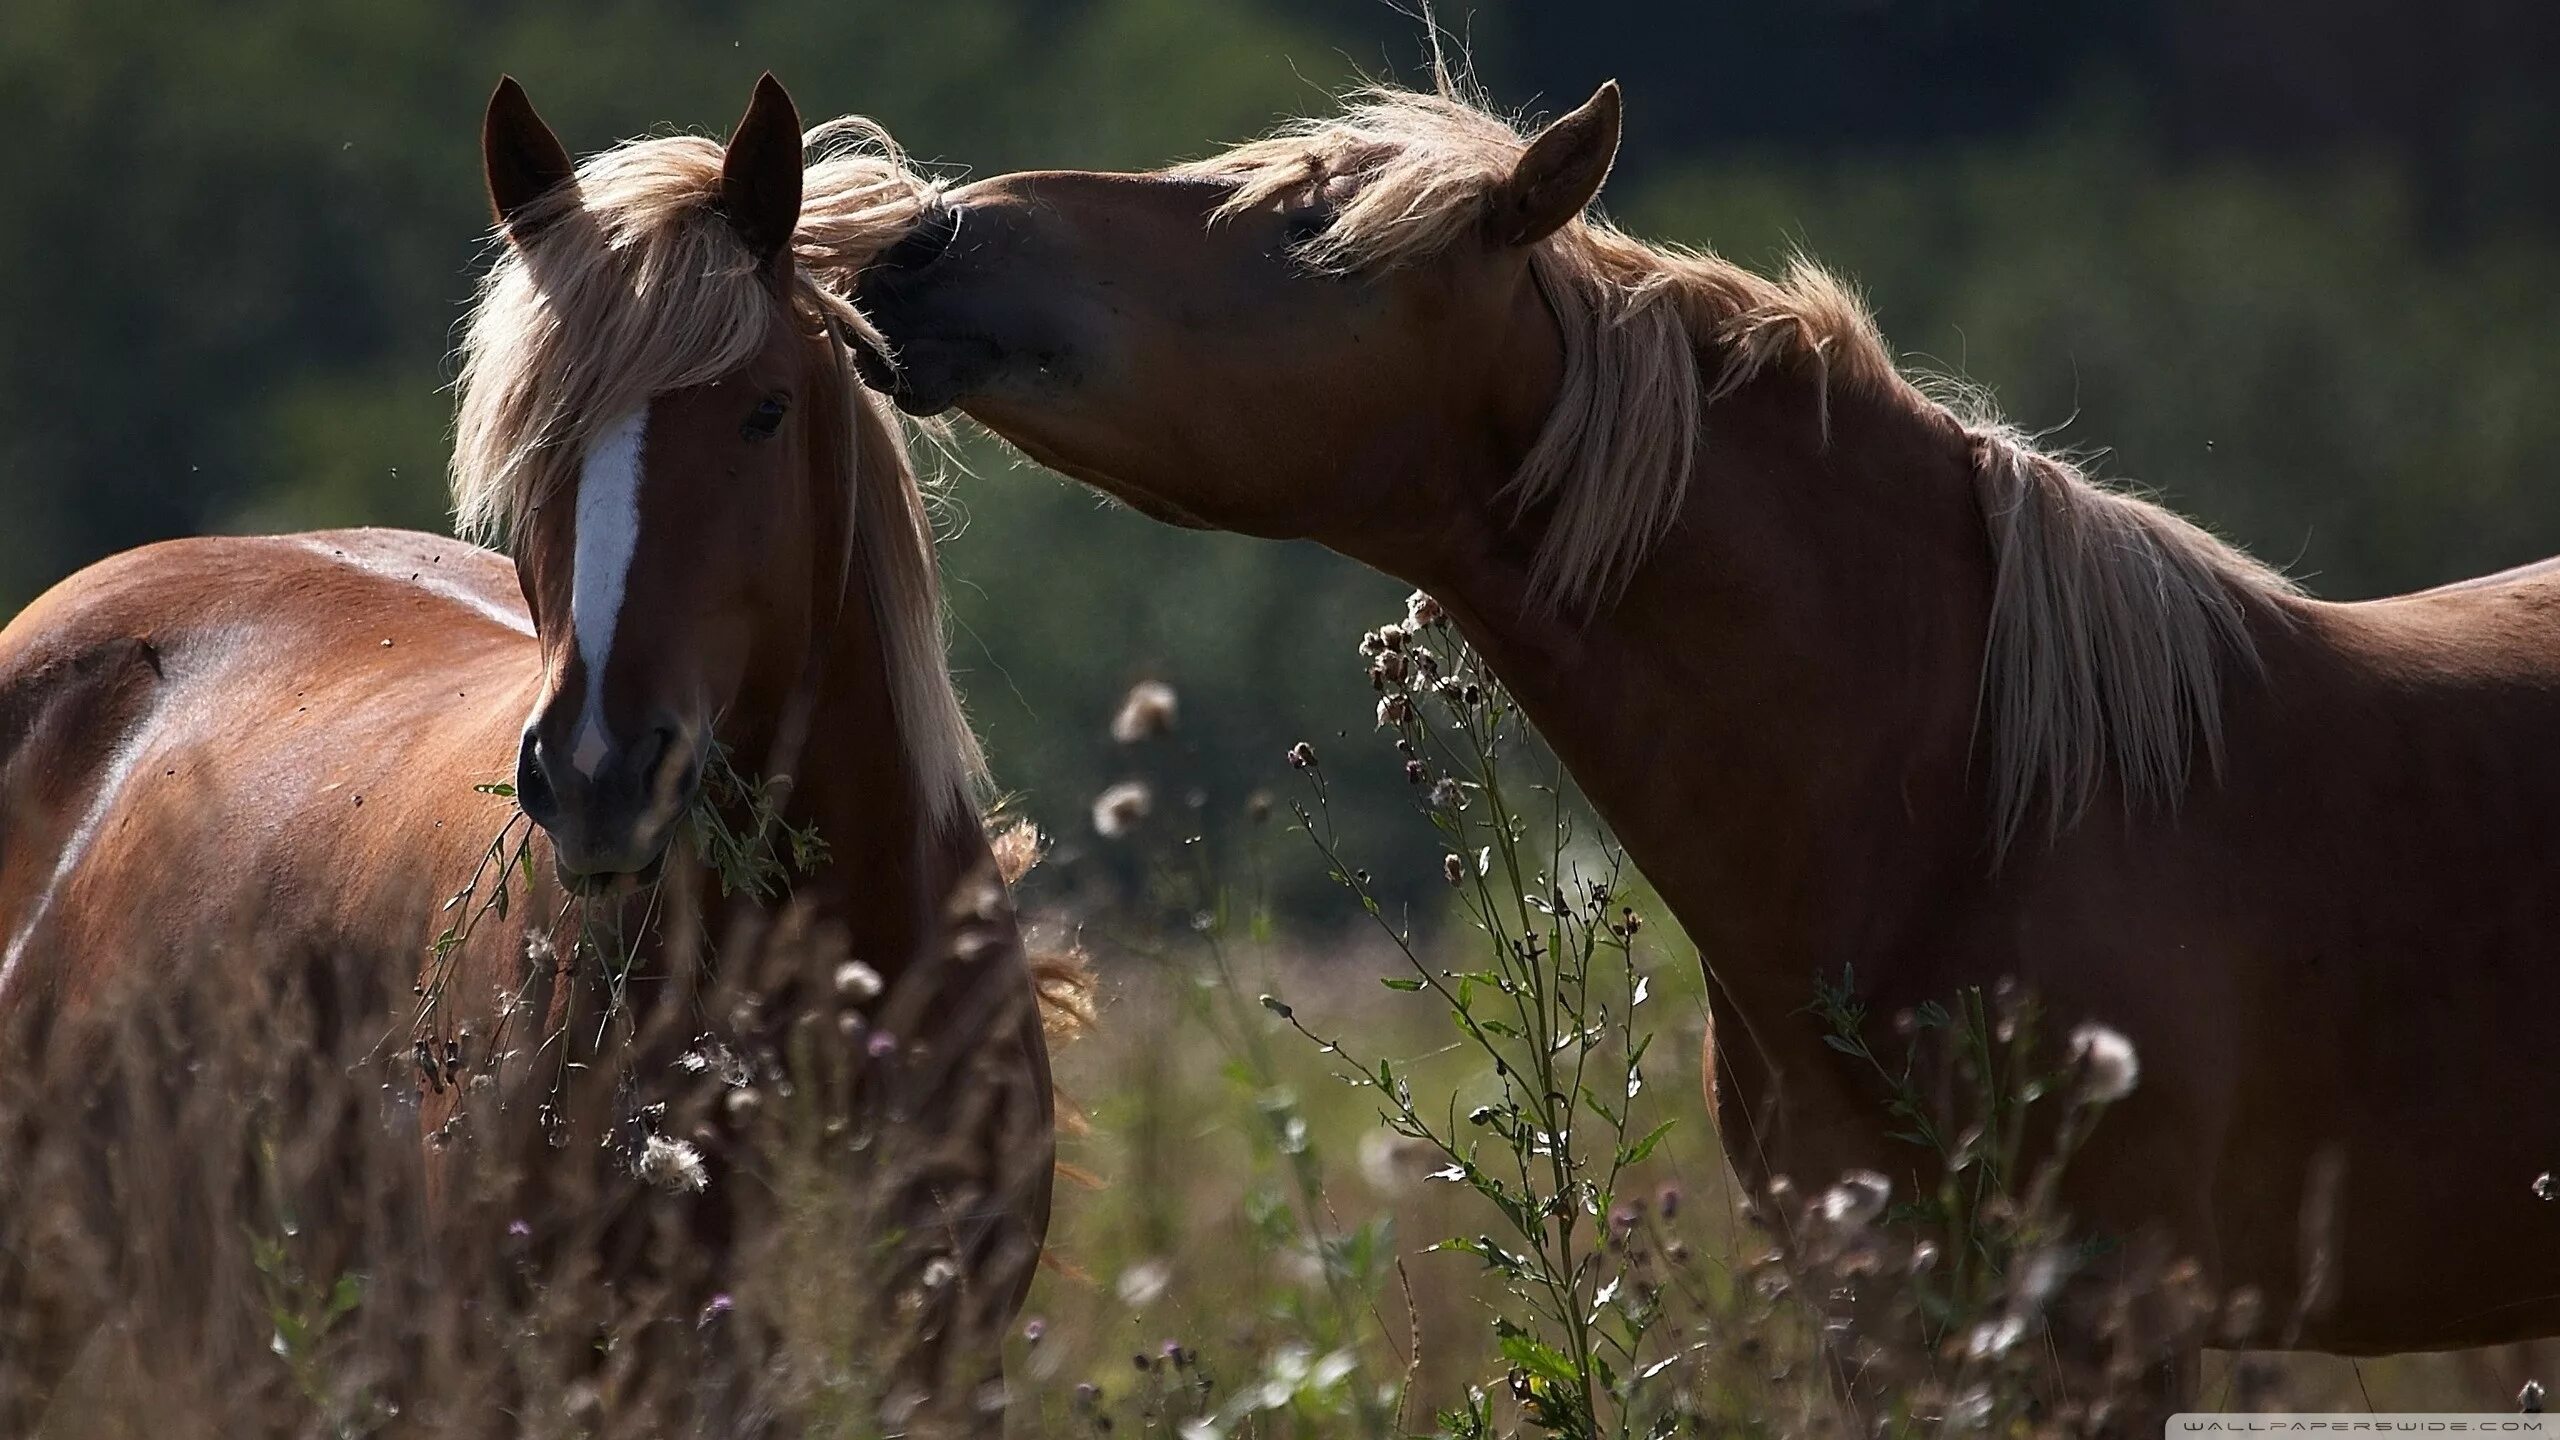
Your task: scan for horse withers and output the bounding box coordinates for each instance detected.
[0,75,1057,1432]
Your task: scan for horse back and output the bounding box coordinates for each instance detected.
[0,530,542,1011]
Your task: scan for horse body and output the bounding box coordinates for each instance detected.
[851,74,2560,1368]
[2,77,1054,1428]
[0,530,540,1014]
[1436,376,2560,1355]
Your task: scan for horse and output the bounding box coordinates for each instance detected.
[0,75,1057,1431]
[851,74,2560,1408]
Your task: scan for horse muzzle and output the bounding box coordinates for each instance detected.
[516,719,700,881]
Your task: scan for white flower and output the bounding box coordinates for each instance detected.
[636,1135,707,1193]
[1404,590,1444,629]
[1356,1129,1435,1195]
[1966,1314,2027,1359]
[1109,680,1179,743]
[1091,780,1153,839]
[834,960,883,1001]
[2067,1022,2140,1104]
[1426,778,1467,812]
[1114,1259,1171,1307]
[1814,1170,1891,1227]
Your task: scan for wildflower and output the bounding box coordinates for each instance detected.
[2537,1172,2557,1201]
[1426,777,1466,811]
[1966,1311,2027,1352]
[866,1029,898,1059]
[506,1218,532,1239]
[1357,630,1385,657]
[1358,1129,1435,1194]
[2015,1244,2070,1305]
[1110,680,1179,743]
[636,1135,708,1193]
[1405,758,1428,784]
[1371,649,1410,685]
[698,1293,734,1327]
[1258,993,1292,1019]
[1405,590,1444,628]
[1091,780,1153,838]
[1815,1170,1891,1227]
[1376,694,1412,728]
[1286,741,1317,769]
[921,1255,960,1289]
[1943,1385,1995,1429]
[1376,622,1410,651]
[1443,853,1466,886]
[833,960,883,1001]
[1022,1317,1046,1343]
[1115,1259,1171,1307]
[2066,1022,2141,1103]
[2522,1380,2546,1414]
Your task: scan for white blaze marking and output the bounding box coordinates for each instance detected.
[570,407,648,778]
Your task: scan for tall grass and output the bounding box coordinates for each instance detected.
[3,595,2549,1435]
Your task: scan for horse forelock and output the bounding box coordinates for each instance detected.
[448,118,985,827]
[1183,79,2295,851]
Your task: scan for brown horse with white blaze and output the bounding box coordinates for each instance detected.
[0,75,1054,1424]
[854,78,2560,1383]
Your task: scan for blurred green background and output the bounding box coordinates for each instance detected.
[4,0,2554,909]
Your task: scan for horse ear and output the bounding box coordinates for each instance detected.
[483,76,576,240]
[1491,81,1622,248]
[720,73,805,272]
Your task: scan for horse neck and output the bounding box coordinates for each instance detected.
[1409,371,1998,1016]
[715,449,978,980]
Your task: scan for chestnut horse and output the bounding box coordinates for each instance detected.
[854,78,2560,1387]
[0,76,1053,1425]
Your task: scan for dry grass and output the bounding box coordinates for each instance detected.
[4,629,2553,1436]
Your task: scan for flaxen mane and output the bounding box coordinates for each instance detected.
[1181,83,2297,853]
[449,119,987,828]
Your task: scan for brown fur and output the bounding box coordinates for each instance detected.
[854,71,2560,1401]
[1,77,1054,1427]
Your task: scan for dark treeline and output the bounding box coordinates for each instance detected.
[3,0,2553,914]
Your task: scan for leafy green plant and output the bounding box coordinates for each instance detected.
[1265,593,1680,1439]
[685,739,831,902]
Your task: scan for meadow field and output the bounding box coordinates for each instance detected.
[5,1,2556,1433]
[5,598,2551,1436]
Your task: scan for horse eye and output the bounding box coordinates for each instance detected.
[741,395,789,442]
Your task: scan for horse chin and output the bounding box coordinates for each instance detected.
[983,429,1218,530]
[554,840,672,896]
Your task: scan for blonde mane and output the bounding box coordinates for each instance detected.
[450,119,986,827]
[1183,83,2297,851]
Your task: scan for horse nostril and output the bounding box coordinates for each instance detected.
[516,730,558,823]
[633,723,696,802]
